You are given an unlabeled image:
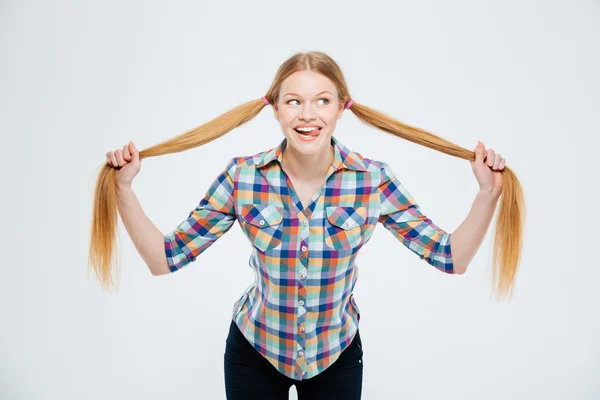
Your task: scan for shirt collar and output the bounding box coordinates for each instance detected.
[255,135,367,172]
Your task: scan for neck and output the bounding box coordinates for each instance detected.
[282,141,334,181]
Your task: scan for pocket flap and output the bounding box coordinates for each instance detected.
[326,206,367,230]
[241,204,284,228]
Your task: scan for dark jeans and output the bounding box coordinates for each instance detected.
[224,319,363,399]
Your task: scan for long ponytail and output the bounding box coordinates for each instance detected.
[87,99,268,292]
[348,102,525,301]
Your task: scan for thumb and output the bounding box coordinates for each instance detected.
[129,141,139,162]
[473,141,485,164]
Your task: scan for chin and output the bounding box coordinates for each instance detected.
[288,133,331,154]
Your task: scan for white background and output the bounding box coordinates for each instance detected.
[1,0,598,399]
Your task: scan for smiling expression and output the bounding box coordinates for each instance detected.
[273,70,345,156]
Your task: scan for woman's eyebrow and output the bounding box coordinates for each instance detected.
[283,91,332,98]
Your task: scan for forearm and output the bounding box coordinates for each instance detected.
[450,190,500,274]
[116,184,169,276]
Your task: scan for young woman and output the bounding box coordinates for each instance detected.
[93,51,524,400]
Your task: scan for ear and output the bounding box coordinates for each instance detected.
[336,101,345,120]
[273,103,279,121]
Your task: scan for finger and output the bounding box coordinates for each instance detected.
[485,149,495,167]
[115,149,125,166]
[474,141,485,164]
[109,152,118,168]
[498,158,506,170]
[122,144,131,162]
[106,153,113,167]
[493,153,502,170]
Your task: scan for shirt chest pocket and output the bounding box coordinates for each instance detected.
[324,206,367,251]
[240,204,284,252]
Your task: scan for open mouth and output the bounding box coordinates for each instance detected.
[294,127,322,137]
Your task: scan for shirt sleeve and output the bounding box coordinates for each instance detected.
[164,158,237,272]
[377,161,454,274]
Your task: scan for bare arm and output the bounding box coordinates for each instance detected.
[451,140,507,274]
[116,184,170,276]
[450,190,500,274]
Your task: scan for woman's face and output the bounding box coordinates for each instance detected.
[273,70,345,156]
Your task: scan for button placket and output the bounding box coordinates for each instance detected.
[296,213,310,369]
[299,216,310,242]
[296,295,306,363]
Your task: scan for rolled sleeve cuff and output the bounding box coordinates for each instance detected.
[426,232,454,274]
[164,232,193,273]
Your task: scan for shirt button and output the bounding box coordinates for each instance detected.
[344,222,349,227]
[302,220,308,226]
[299,300,304,306]
[259,220,265,226]
[298,351,304,357]
[299,326,305,332]
[300,274,305,280]
[301,245,307,252]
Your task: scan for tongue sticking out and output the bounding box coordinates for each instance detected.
[296,128,321,136]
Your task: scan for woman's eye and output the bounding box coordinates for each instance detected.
[287,98,329,106]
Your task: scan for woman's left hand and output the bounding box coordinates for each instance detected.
[471,141,505,198]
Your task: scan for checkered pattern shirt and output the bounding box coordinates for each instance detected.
[164,135,454,380]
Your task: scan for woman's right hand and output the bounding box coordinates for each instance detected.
[106,141,141,186]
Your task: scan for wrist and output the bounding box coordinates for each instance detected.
[476,188,500,204]
[117,182,133,191]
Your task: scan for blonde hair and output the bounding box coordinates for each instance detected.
[88,51,525,301]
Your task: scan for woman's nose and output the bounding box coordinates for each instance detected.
[299,103,317,120]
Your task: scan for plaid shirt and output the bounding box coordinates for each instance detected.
[164,136,454,380]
